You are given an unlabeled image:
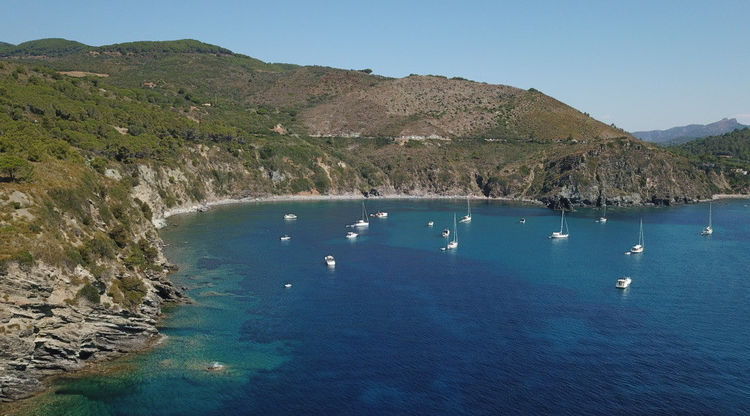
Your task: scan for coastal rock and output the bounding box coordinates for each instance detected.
[0,258,183,402]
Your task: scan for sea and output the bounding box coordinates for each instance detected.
[11,199,750,415]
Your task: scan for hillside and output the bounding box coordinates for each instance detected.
[633,118,748,144]
[671,128,750,192]
[0,39,740,403]
[2,38,626,141]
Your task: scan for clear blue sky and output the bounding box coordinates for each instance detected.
[2,0,749,131]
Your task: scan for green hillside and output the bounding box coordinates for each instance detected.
[2,39,625,141]
[0,38,92,57]
[672,128,750,192]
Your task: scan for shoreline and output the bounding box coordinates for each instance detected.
[154,193,544,228]
[153,192,750,228]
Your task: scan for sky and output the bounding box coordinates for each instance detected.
[2,0,749,132]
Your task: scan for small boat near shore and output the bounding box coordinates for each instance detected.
[280,235,291,241]
[459,198,472,223]
[346,231,358,239]
[351,203,370,228]
[371,211,388,218]
[549,210,569,239]
[284,213,297,220]
[325,255,336,267]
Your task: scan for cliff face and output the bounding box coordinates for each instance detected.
[0,164,185,402]
[0,263,181,401]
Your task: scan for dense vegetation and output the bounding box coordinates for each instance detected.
[672,128,750,191]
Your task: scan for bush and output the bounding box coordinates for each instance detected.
[110,276,146,309]
[77,282,100,304]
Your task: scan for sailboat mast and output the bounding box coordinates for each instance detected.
[639,218,644,246]
[709,203,712,228]
[560,210,565,233]
[453,213,458,243]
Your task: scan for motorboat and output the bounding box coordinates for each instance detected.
[325,255,336,267]
[280,235,291,241]
[284,213,297,220]
[616,277,632,289]
[346,231,358,239]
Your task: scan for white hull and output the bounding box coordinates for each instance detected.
[352,221,369,228]
[280,235,291,241]
[616,277,632,289]
[701,226,713,236]
[346,232,358,239]
[459,216,471,223]
[549,232,569,239]
[597,217,607,223]
[324,255,336,267]
[284,214,297,220]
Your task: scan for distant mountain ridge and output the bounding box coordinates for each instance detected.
[633,118,748,144]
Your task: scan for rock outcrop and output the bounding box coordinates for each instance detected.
[0,260,183,402]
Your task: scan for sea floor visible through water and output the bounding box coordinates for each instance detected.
[7,198,750,415]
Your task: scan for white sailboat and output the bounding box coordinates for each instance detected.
[629,219,644,254]
[351,202,369,228]
[597,204,607,223]
[346,231,358,239]
[283,213,297,220]
[701,203,713,236]
[549,210,569,239]
[459,198,472,223]
[442,213,459,250]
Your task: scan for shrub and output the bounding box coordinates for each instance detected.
[77,282,100,304]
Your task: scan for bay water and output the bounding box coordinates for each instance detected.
[14,199,750,415]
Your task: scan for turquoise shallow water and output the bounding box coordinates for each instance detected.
[16,199,750,415]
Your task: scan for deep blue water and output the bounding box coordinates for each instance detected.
[18,199,750,415]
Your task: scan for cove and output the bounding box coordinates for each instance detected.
[9,199,750,415]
